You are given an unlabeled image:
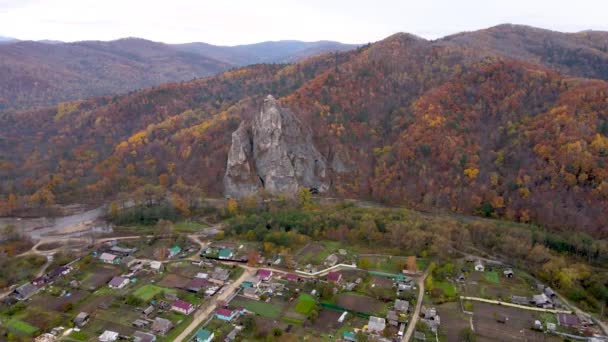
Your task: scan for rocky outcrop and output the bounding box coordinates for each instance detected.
[224,95,329,198]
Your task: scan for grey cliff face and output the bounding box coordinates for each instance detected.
[224,95,329,198]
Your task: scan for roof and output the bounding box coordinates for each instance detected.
[151,317,172,331]
[257,269,272,278]
[15,282,38,298]
[327,271,342,282]
[109,276,128,287]
[533,293,549,304]
[286,273,299,281]
[100,252,117,261]
[558,313,580,326]
[343,331,357,341]
[368,316,386,330]
[216,308,235,317]
[172,300,193,311]
[196,328,213,341]
[75,312,89,320]
[218,248,233,257]
[133,331,156,342]
[149,261,162,269]
[395,299,409,312]
[387,310,399,321]
[169,246,181,254]
[99,330,119,341]
[187,278,209,290]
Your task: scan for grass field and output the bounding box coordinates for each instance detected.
[174,221,207,232]
[7,319,39,336]
[295,294,316,315]
[436,281,458,297]
[133,284,176,301]
[484,271,500,284]
[231,297,283,318]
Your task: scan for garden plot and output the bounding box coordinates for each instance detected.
[472,302,562,342]
[435,302,471,341]
[157,273,190,289]
[463,270,537,300]
[335,293,386,315]
[231,296,285,319]
[133,284,177,301]
[81,264,121,290]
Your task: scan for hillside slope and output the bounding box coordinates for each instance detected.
[1,26,607,238]
[0,38,356,111]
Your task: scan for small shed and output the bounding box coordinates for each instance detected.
[474,260,485,272]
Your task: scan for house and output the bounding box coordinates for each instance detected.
[186,278,209,293]
[511,295,530,305]
[558,313,580,329]
[327,271,342,283]
[34,334,57,342]
[151,317,173,336]
[257,269,273,282]
[398,323,406,337]
[195,328,214,342]
[149,261,164,272]
[286,273,299,282]
[121,256,137,267]
[14,282,38,300]
[99,330,119,342]
[216,308,238,321]
[503,268,514,278]
[422,307,441,332]
[532,293,551,307]
[74,312,90,327]
[110,246,137,256]
[133,331,156,342]
[47,266,70,282]
[544,287,556,298]
[108,276,129,289]
[100,253,119,264]
[218,248,234,260]
[243,286,259,300]
[343,331,357,342]
[387,310,401,326]
[325,253,339,266]
[210,267,230,283]
[242,276,261,288]
[132,319,150,329]
[169,246,182,258]
[225,326,243,341]
[368,316,386,332]
[171,300,194,315]
[142,305,155,318]
[395,299,410,312]
[195,272,209,279]
[474,260,484,272]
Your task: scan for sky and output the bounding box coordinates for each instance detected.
[0,0,607,45]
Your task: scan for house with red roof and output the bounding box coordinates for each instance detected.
[327,271,342,284]
[257,269,273,282]
[215,308,238,321]
[171,300,194,315]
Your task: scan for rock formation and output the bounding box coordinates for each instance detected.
[224,95,329,198]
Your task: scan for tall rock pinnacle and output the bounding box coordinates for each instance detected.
[224,95,329,198]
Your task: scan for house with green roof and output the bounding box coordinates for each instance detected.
[169,246,182,258]
[195,328,214,342]
[218,248,234,260]
[343,331,357,342]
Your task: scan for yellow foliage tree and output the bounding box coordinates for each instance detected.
[464,167,479,180]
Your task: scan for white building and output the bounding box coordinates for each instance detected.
[474,260,485,272]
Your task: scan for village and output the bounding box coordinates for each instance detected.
[1,219,605,342]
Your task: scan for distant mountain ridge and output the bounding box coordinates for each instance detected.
[0,38,358,110]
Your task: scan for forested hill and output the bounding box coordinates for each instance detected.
[0,38,356,111]
[1,25,607,238]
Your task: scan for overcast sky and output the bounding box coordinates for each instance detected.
[0,0,607,45]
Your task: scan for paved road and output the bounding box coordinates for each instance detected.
[174,266,255,342]
[402,271,428,342]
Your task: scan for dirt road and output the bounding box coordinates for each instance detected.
[174,266,255,342]
[403,271,428,342]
